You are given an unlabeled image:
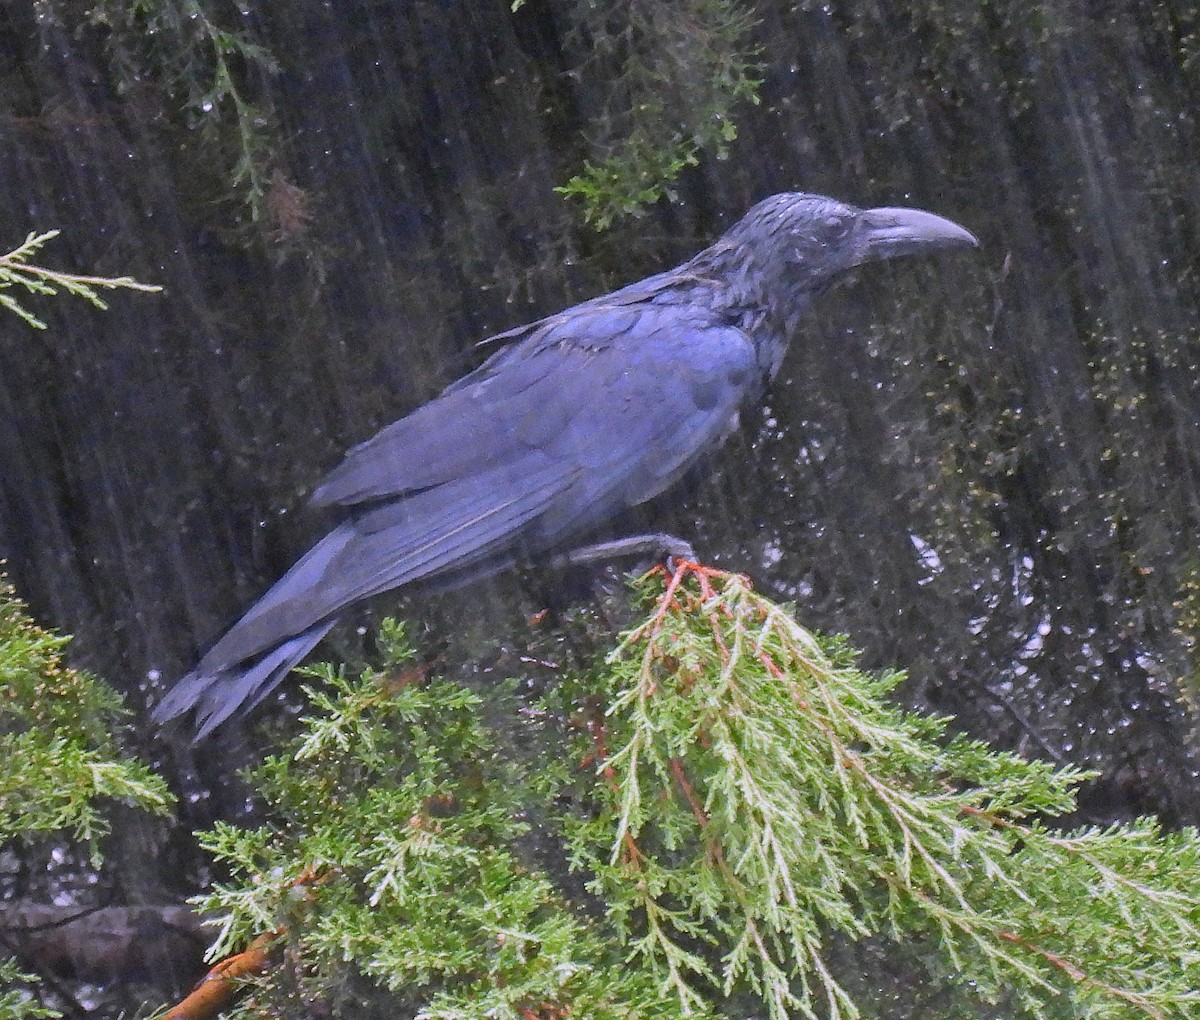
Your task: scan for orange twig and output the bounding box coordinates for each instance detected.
[161,868,329,1019]
[650,559,740,660]
[163,929,280,1020]
[757,650,788,680]
[670,756,710,830]
[997,931,1086,982]
[587,699,643,865]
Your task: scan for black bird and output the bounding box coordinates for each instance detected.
[153,192,978,738]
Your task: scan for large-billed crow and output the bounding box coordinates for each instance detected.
[153,192,978,738]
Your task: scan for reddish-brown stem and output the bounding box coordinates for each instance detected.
[586,699,644,865]
[997,931,1087,981]
[162,930,280,1020]
[670,756,710,829]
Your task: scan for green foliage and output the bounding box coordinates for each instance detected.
[0,571,171,849]
[552,569,1200,1018]
[0,575,172,854]
[0,231,161,329]
[556,137,705,232]
[196,620,694,1019]
[0,574,173,1018]
[0,959,57,1020]
[192,574,1200,1019]
[553,0,762,229]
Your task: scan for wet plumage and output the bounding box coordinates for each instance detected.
[153,192,978,738]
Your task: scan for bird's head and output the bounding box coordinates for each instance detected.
[711,191,979,296]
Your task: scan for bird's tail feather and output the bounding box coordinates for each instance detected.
[151,618,336,741]
[153,464,577,740]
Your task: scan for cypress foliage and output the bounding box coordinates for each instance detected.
[0,576,172,1020]
[192,569,1200,1019]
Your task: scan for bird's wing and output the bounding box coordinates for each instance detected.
[201,302,758,670]
[195,459,576,669]
[310,299,757,510]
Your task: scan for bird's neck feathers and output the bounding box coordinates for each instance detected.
[680,231,825,367]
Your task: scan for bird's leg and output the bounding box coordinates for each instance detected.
[549,532,697,573]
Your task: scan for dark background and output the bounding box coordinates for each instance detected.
[2,0,1200,1005]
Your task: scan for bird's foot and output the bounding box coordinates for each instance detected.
[551,532,697,573]
[651,556,731,601]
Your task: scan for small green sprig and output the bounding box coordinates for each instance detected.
[0,230,161,329]
[0,957,57,1020]
[0,575,172,859]
[555,0,762,230]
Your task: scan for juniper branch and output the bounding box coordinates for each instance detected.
[571,563,1200,1019]
[0,231,161,329]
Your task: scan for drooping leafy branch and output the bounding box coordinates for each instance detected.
[548,0,762,229]
[562,565,1200,1019]
[82,0,281,223]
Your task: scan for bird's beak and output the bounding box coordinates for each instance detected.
[859,206,980,260]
